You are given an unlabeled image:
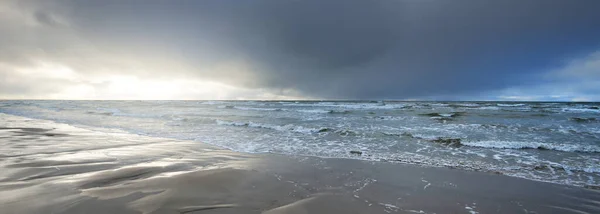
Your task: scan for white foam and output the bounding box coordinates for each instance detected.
[497,103,526,107]
[461,141,600,153]
[582,166,600,173]
[296,109,330,114]
[471,106,500,110]
[200,101,225,105]
[561,108,600,113]
[453,103,480,107]
[232,106,281,111]
[464,205,479,214]
[282,102,405,110]
[215,120,324,134]
[217,105,281,111]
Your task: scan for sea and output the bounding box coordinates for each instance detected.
[1,100,599,187]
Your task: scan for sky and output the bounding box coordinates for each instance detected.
[1,0,600,101]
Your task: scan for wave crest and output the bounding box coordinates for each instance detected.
[215,120,326,134]
[461,141,600,153]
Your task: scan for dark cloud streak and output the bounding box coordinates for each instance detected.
[3,0,600,99]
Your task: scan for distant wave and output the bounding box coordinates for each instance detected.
[86,108,167,119]
[281,102,406,110]
[470,106,500,110]
[562,108,600,113]
[233,106,282,111]
[461,141,600,153]
[86,108,123,116]
[86,111,114,116]
[366,116,407,120]
[214,106,356,114]
[447,103,503,110]
[497,103,526,107]
[448,103,480,108]
[214,120,361,136]
[570,117,598,123]
[295,109,330,114]
[328,110,352,114]
[199,101,225,105]
[419,112,465,118]
[215,120,327,134]
[218,106,282,111]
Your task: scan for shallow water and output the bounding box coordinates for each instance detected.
[1,100,599,187]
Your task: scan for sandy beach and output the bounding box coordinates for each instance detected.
[1,113,599,214]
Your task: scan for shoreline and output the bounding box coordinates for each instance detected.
[1,114,600,213]
[1,111,597,190]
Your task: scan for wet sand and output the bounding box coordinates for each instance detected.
[1,114,599,214]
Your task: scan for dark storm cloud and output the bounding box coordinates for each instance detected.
[3,0,600,99]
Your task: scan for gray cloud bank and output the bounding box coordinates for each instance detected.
[2,0,600,99]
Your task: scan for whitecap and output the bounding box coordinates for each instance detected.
[561,108,600,113]
[497,103,526,107]
[461,140,600,153]
[215,120,326,134]
[296,109,330,114]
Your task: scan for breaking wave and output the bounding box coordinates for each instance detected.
[461,141,600,153]
[562,107,600,113]
[497,103,526,107]
[215,120,327,134]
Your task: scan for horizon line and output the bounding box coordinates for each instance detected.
[1,99,598,103]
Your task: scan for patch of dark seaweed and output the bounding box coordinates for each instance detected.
[317,128,359,136]
[432,117,453,122]
[570,117,597,123]
[429,138,463,147]
[349,150,363,155]
[420,112,464,118]
[335,130,358,136]
[532,165,565,171]
[420,113,443,117]
[318,128,333,133]
[450,112,466,117]
[381,132,401,137]
[381,132,420,139]
[328,110,351,114]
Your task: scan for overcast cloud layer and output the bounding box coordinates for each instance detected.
[1,0,600,100]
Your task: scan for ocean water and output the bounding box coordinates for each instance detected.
[1,100,599,187]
